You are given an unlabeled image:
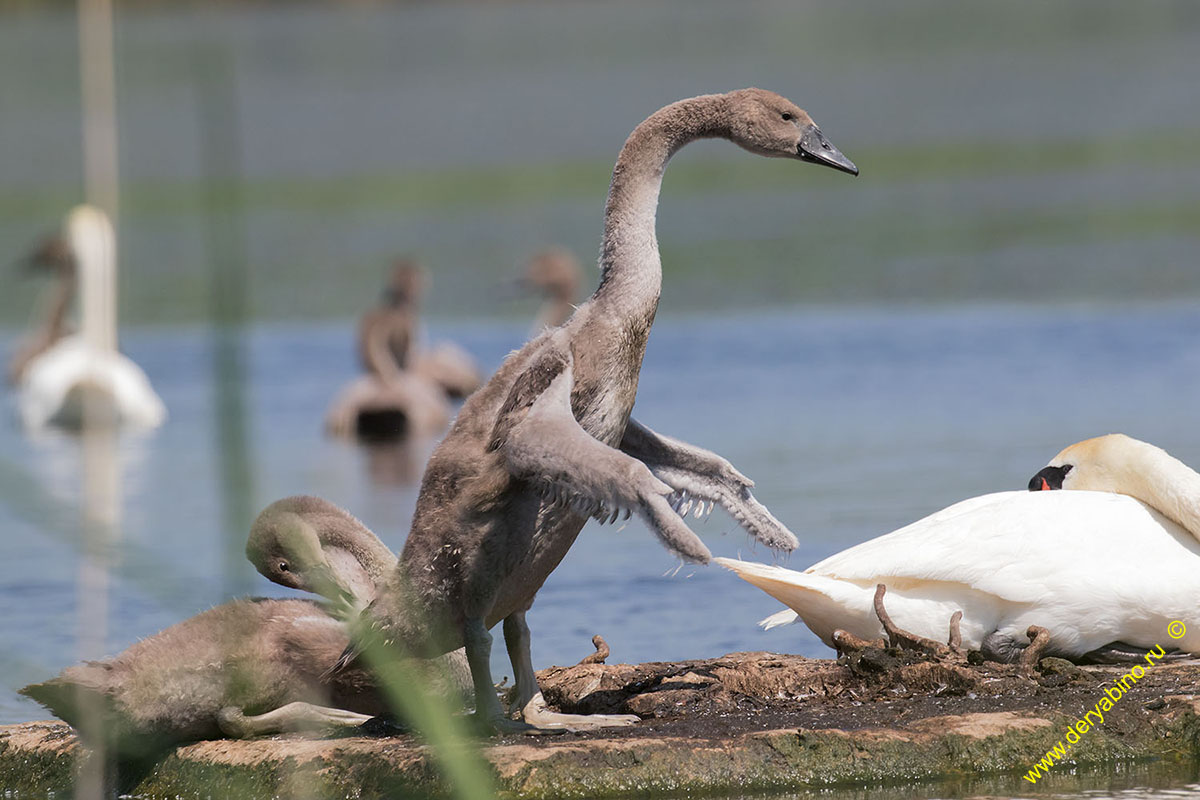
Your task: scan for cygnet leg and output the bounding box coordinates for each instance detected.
[503,612,540,713]
[498,611,639,731]
[217,702,373,738]
[464,616,534,734]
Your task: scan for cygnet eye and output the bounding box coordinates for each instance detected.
[278,561,289,572]
[781,112,794,121]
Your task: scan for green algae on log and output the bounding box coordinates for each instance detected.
[5,651,1200,799]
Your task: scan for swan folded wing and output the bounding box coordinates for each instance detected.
[492,351,712,563]
[808,490,1184,605]
[621,418,798,552]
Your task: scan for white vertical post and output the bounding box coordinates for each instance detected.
[75,0,121,794]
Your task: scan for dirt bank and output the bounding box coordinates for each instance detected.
[3,649,1200,798]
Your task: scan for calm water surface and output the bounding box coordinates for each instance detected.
[4,304,1200,731]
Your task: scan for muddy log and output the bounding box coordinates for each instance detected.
[4,651,1200,799]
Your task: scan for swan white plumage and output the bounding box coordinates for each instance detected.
[16,205,166,430]
[716,434,1200,661]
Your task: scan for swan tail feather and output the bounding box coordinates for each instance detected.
[759,608,799,630]
[713,557,877,646]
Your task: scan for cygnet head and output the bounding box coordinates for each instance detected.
[23,234,74,277]
[723,88,858,175]
[246,497,358,610]
[1028,433,1166,496]
[383,258,427,307]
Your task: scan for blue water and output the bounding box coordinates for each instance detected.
[4,303,1200,729]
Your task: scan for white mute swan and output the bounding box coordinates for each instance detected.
[15,205,165,431]
[717,434,1200,662]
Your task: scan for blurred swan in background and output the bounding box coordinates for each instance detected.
[324,260,452,442]
[11,205,165,431]
[385,259,481,399]
[718,434,1200,662]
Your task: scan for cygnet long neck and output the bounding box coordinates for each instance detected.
[50,266,76,337]
[317,513,398,583]
[592,94,732,324]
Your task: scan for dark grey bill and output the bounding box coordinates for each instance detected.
[799,125,859,176]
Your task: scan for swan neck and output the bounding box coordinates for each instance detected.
[74,216,117,354]
[1110,441,1200,541]
[1148,459,1200,540]
[320,515,398,583]
[593,94,732,318]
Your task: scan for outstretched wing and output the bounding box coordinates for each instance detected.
[490,349,712,564]
[621,419,798,551]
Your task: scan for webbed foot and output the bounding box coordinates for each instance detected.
[521,692,640,731]
[1081,641,1184,664]
[217,702,373,738]
[466,707,569,737]
[359,714,410,737]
